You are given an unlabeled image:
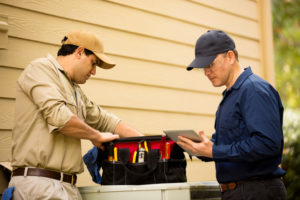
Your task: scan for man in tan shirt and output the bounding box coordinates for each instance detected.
[9,30,142,199]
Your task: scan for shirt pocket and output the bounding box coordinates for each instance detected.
[220,110,242,130]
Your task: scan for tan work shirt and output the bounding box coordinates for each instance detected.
[11,54,120,174]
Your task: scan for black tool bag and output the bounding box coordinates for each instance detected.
[100,135,187,185]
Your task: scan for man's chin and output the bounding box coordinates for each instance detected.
[75,80,87,84]
[211,82,222,87]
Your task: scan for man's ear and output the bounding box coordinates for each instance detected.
[74,46,85,59]
[227,50,235,64]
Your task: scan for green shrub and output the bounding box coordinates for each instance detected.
[282,109,300,200]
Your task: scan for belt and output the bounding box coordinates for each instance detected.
[219,180,245,192]
[12,168,77,185]
[219,177,276,193]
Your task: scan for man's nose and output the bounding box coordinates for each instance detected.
[204,68,210,76]
[91,66,96,75]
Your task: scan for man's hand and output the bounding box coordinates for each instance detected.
[177,131,213,158]
[60,115,120,149]
[91,132,119,150]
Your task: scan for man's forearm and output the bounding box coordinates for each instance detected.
[60,115,119,148]
[114,121,143,137]
[60,115,143,143]
[60,114,99,141]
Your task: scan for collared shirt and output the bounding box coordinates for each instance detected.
[11,54,120,174]
[212,67,285,183]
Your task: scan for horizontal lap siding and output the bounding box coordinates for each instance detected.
[1,38,259,93]
[189,0,258,21]
[0,0,265,185]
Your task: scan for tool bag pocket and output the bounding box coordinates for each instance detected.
[100,135,187,185]
[102,161,158,185]
[154,159,187,184]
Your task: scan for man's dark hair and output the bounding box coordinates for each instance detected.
[223,49,239,62]
[221,49,239,62]
[57,36,94,56]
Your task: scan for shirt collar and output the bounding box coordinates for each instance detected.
[232,67,253,89]
[47,54,64,71]
[47,54,78,87]
[222,66,253,96]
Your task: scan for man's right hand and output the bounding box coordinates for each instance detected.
[92,132,119,150]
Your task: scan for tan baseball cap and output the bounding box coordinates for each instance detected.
[62,30,116,69]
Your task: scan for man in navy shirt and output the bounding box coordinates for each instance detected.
[177,30,287,200]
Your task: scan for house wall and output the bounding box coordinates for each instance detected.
[0,0,274,186]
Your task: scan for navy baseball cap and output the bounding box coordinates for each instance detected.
[187,30,235,71]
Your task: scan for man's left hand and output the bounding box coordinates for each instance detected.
[177,131,213,158]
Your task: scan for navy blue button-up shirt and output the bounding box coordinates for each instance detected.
[211,67,285,183]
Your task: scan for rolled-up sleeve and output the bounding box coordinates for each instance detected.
[18,62,73,133]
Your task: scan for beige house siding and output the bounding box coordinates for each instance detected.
[0,0,274,186]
